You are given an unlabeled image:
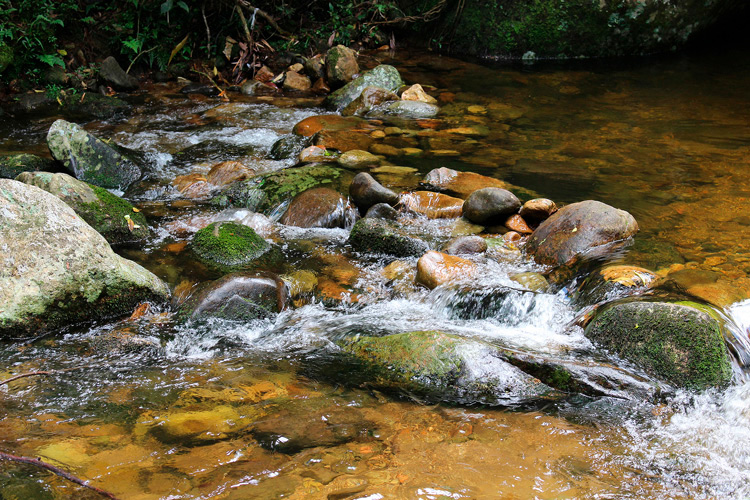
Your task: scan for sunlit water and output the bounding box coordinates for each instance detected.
[2,47,750,499]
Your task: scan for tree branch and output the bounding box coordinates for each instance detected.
[236,0,292,37]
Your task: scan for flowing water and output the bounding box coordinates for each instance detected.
[3,46,750,499]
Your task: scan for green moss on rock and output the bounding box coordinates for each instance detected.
[584,300,733,389]
[0,154,57,179]
[191,221,270,269]
[348,218,429,257]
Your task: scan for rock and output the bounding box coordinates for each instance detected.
[505,214,532,234]
[520,198,558,224]
[337,150,381,169]
[288,63,303,73]
[325,45,359,88]
[292,114,366,137]
[341,86,399,116]
[398,191,464,219]
[510,272,549,291]
[15,172,149,245]
[325,65,404,111]
[526,200,638,271]
[149,405,254,445]
[311,77,330,95]
[314,128,375,153]
[364,202,398,220]
[99,56,139,91]
[303,56,325,79]
[0,154,58,179]
[269,134,307,160]
[585,300,733,389]
[254,65,275,82]
[401,83,437,104]
[382,100,439,119]
[422,167,509,199]
[180,272,290,321]
[283,71,311,91]
[339,331,552,405]
[217,164,346,214]
[0,180,169,336]
[348,218,428,257]
[191,221,270,269]
[462,187,521,224]
[206,161,255,187]
[416,251,476,289]
[299,145,337,163]
[61,93,132,121]
[172,173,211,199]
[575,265,659,305]
[180,82,220,96]
[240,80,279,96]
[46,119,141,190]
[280,187,357,229]
[349,172,398,212]
[369,143,401,157]
[443,235,487,255]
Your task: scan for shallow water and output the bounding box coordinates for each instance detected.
[3,46,750,499]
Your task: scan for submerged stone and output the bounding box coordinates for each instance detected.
[422,167,510,199]
[381,100,440,119]
[16,172,149,245]
[0,179,169,336]
[585,300,733,390]
[191,221,270,269]
[46,119,141,190]
[399,191,464,219]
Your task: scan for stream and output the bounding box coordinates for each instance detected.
[2,46,750,499]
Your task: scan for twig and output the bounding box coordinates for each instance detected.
[126,45,158,74]
[0,366,98,386]
[236,0,292,37]
[202,4,211,58]
[365,0,447,26]
[0,451,119,499]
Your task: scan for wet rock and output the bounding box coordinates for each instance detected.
[180,82,220,96]
[254,65,275,83]
[293,114,366,137]
[349,172,398,212]
[149,405,254,445]
[15,172,149,245]
[99,56,139,91]
[575,265,659,305]
[283,70,311,92]
[463,187,521,225]
[217,164,346,214]
[240,80,279,96]
[172,173,212,199]
[206,160,255,187]
[341,86,399,116]
[46,119,141,190]
[526,200,638,272]
[416,251,477,289]
[399,191,464,219]
[369,143,401,157]
[520,198,558,224]
[348,218,428,257]
[311,77,330,95]
[325,45,359,88]
[303,55,325,80]
[325,64,404,111]
[505,214,532,234]
[191,221,270,269]
[0,153,58,179]
[337,150,381,169]
[62,93,132,121]
[0,180,169,336]
[585,300,732,390]
[443,235,487,255]
[339,331,553,405]
[364,202,398,220]
[180,272,290,321]
[401,83,437,104]
[299,145,337,163]
[314,128,375,153]
[422,167,509,199]
[280,187,358,229]
[269,134,308,160]
[382,100,439,119]
[510,272,549,292]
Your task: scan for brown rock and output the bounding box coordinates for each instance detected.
[280,187,357,229]
[326,45,359,88]
[416,251,477,289]
[422,167,509,199]
[311,78,330,95]
[399,191,464,219]
[288,63,304,73]
[443,235,487,255]
[369,144,401,157]
[314,129,374,153]
[293,114,366,137]
[503,231,522,244]
[206,161,255,187]
[520,198,558,224]
[172,173,212,199]
[338,150,381,169]
[254,66,275,83]
[299,145,337,163]
[350,172,399,212]
[401,84,437,104]
[341,86,399,116]
[505,214,532,234]
[283,71,311,92]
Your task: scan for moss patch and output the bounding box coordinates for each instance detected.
[191,221,270,269]
[77,186,149,245]
[0,154,57,179]
[348,218,429,257]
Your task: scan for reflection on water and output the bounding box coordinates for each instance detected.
[3,46,750,499]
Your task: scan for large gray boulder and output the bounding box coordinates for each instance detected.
[47,119,142,190]
[99,56,139,91]
[0,180,169,336]
[324,65,403,111]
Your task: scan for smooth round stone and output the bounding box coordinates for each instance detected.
[443,235,488,255]
[510,272,549,291]
[416,250,477,289]
[349,172,399,212]
[505,214,533,234]
[338,150,381,169]
[463,187,521,224]
[364,202,399,220]
[520,198,558,224]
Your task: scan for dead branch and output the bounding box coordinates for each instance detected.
[0,366,100,387]
[236,0,292,37]
[0,451,119,499]
[365,0,448,25]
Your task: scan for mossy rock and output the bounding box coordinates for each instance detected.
[584,300,733,390]
[338,330,552,405]
[348,218,429,257]
[60,93,131,120]
[215,163,347,214]
[191,221,270,269]
[15,172,149,245]
[324,65,404,111]
[0,154,58,179]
